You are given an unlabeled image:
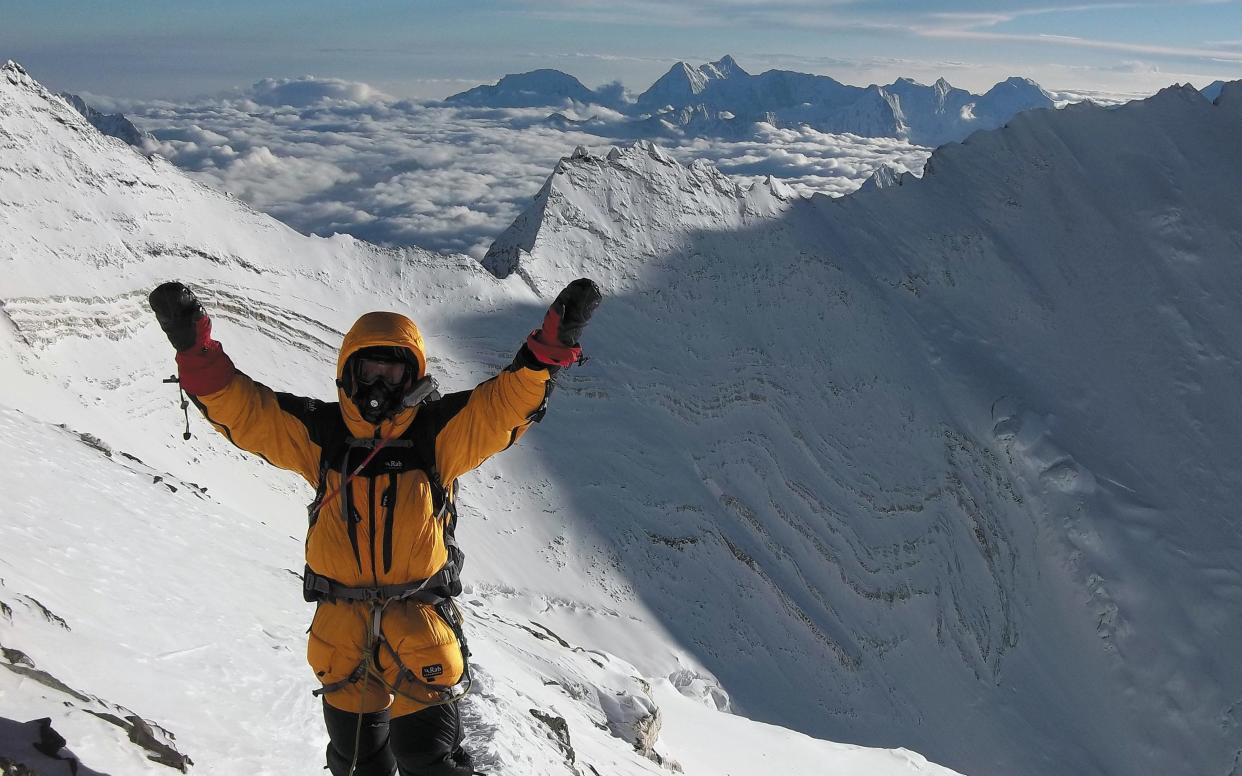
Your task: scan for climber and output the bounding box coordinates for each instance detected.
[148,278,601,776]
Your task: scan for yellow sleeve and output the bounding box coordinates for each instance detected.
[192,373,323,485]
[435,366,552,483]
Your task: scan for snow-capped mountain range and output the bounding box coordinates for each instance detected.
[449,55,1055,146]
[4,55,1242,776]
[0,60,959,776]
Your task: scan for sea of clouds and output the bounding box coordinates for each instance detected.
[120,76,930,258]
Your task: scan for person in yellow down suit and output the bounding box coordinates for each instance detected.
[149,279,602,776]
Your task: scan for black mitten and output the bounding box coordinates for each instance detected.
[148,282,205,352]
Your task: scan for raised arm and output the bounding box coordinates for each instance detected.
[149,282,321,484]
[435,278,601,483]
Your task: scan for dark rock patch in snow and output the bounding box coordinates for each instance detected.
[0,717,111,775]
[529,709,576,768]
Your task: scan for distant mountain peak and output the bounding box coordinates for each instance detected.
[1215,80,1242,106]
[3,60,34,87]
[709,54,746,76]
[445,68,597,108]
[482,138,792,286]
[1201,79,1229,102]
[59,92,153,149]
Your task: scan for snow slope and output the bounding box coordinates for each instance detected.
[0,60,960,776]
[484,82,1242,776]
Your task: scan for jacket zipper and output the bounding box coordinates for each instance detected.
[368,475,378,586]
[383,473,397,575]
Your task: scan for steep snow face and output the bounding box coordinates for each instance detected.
[0,60,962,776]
[486,85,1242,776]
[445,69,599,108]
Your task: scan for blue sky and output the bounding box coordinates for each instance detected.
[4,0,1241,99]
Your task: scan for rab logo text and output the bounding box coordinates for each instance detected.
[421,663,444,682]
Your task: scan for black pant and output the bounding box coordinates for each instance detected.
[323,700,474,776]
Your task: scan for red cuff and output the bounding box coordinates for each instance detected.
[525,329,581,367]
[175,316,236,395]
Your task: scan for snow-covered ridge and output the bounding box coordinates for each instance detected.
[483,76,1242,776]
[0,59,961,776]
[482,140,797,291]
[58,91,154,150]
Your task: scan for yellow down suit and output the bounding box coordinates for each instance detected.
[185,311,550,715]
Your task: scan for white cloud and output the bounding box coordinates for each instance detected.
[675,125,929,197]
[193,146,360,209]
[247,76,393,108]
[128,76,930,258]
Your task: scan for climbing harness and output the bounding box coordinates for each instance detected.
[301,375,474,774]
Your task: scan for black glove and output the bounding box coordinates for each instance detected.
[148,282,205,351]
[551,278,602,346]
[525,278,602,367]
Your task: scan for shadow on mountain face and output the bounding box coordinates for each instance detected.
[455,86,1242,776]
[0,716,111,775]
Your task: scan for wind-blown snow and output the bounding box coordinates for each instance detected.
[0,59,961,776]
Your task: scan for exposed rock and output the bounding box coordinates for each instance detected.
[83,712,192,772]
[529,709,577,771]
[0,717,110,775]
[0,645,92,702]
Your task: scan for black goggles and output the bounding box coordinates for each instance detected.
[356,358,408,387]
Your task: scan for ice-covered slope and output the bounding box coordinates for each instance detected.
[485,84,1242,776]
[0,60,960,776]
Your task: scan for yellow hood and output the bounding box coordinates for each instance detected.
[336,312,426,438]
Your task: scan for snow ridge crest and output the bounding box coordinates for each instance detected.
[482,141,798,290]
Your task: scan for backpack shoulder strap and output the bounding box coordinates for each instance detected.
[288,397,348,525]
[406,390,471,521]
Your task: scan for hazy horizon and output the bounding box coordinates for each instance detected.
[5,0,1241,103]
